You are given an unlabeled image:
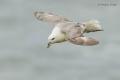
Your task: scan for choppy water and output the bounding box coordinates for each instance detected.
[0,0,120,80]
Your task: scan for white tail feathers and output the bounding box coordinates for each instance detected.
[83,20,103,33]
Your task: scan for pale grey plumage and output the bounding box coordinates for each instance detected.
[34,11,72,24]
[34,11,103,47]
[56,22,99,46]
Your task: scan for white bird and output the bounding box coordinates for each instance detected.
[34,11,103,48]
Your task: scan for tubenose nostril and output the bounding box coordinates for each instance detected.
[51,38,55,40]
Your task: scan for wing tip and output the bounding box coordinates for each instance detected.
[34,11,43,16]
[33,11,45,21]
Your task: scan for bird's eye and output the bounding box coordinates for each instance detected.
[51,38,55,40]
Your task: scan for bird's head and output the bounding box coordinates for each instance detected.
[47,32,66,48]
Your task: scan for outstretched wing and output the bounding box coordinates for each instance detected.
[69,37,99,46]
[34,11,72,24]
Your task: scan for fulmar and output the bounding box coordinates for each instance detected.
[34,11,103,48]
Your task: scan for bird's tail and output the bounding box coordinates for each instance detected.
[83,20,103,33]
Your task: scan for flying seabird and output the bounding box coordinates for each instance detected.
[34,11,103,48]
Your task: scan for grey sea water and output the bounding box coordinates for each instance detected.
[0,0,120,80]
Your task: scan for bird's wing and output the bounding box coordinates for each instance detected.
[68,37,99,46]
[34,11,72,24]
[66,27,99,46]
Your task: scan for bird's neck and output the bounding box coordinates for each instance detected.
[51,26,61,35]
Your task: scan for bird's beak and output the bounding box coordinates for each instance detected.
[47,42,52,48]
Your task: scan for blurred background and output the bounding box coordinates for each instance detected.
[0,0,120,80]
